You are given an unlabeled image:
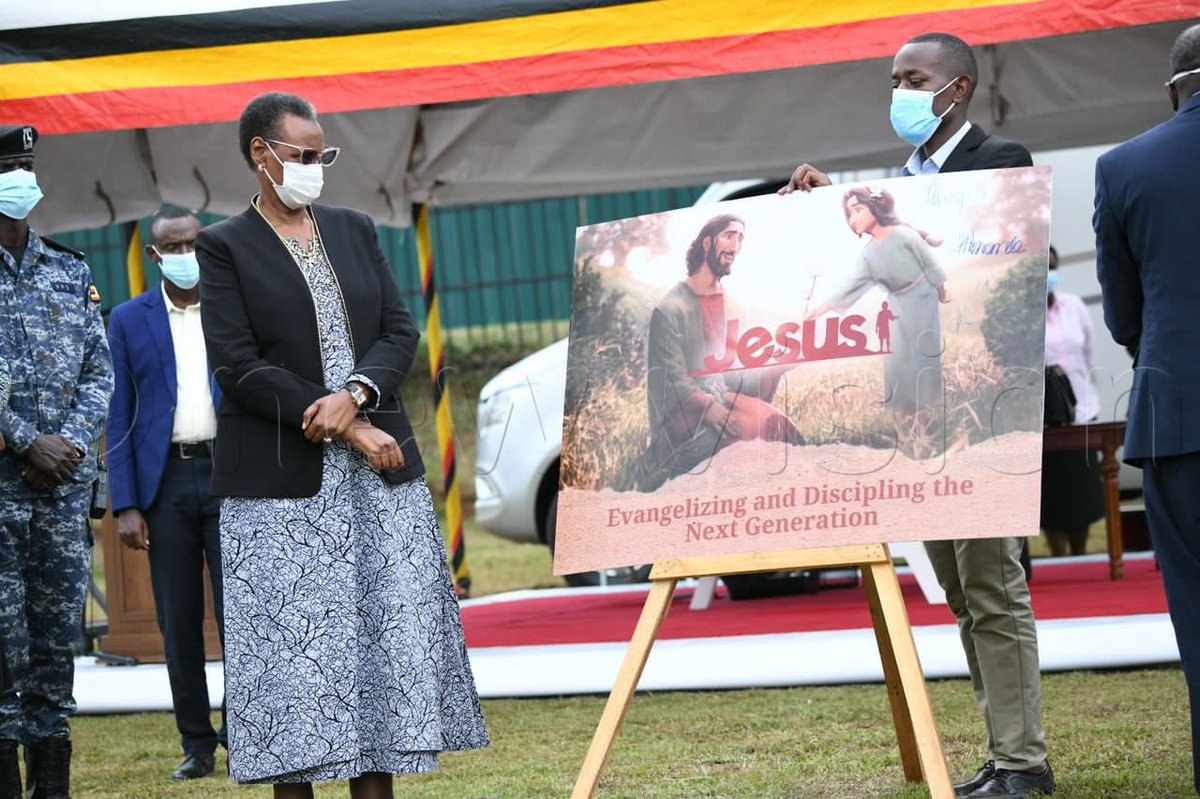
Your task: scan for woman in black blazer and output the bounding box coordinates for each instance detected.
[198,93,487,797]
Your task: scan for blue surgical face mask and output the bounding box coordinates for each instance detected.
[1047,271,1061,295]
[0,168,44,220]
[154,247,200,290]
[890,77,960,148]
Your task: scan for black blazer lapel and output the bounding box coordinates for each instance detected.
[240,202,322,329]
[940,125,989,174]
[310,205,369,362]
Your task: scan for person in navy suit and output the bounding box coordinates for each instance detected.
[1095,22,1200,794]
[106,206,225,781]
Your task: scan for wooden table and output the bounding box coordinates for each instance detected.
[1042,421,1127,580]
[97,505,223,663]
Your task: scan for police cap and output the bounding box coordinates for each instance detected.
[0,126,37,160]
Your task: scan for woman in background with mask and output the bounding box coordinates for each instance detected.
[1041,246,1104,556]
[197,93,488,798]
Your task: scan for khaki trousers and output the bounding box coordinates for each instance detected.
[924,536,1046,771]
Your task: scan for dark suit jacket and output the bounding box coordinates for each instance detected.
[939,124,1033,173]
[1094,93,1200,464]
[197,203,424,497]
[106,286,222,512]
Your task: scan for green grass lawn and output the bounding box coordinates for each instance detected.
[67,668,1191,798]
[77,515,1186,797]
[460,519,565,595]
[77,344,1179,797]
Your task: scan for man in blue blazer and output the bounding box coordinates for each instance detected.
[1095,22,1200,795]
[106,207,225,781]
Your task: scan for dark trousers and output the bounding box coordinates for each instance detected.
[143,453,225,757]
[1143,452,1200,794]
[0,488,91,743]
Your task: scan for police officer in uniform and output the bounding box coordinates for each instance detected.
[0,125,114,798]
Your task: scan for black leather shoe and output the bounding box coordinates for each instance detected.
[965,761,1055,798]
[955,760,996,797]
[171,753,214,781]
[24,737,71,799]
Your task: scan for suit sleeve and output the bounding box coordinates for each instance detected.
[1092,158,1142,351]
[198,227,329,428]
[1,392,40,454]
[105,308,140,512]
[58,267,114,454]
[347,215,419,405]
[984,140,1033,169]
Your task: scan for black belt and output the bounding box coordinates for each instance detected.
[171,440,214,459]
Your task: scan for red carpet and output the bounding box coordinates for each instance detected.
[461,557,1168,649]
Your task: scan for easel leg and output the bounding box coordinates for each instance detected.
[571,578,678,799]
[862,559,953,799]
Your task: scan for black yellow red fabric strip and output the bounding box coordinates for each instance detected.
[0,0,1193,135]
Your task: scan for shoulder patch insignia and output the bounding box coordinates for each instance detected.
[88,284,101,304]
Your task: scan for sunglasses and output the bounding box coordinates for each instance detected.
[265,138,341,167]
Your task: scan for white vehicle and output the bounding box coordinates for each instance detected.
[473,179,779,586]
[474,151,1140,586]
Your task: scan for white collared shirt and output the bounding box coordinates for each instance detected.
[903,120,973,176]
[161,282,218,443]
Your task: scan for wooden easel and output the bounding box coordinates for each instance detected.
[570,544,953,799]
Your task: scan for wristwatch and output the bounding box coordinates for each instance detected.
[345,382,369,411]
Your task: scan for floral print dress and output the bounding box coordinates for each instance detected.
[219,234,488,784]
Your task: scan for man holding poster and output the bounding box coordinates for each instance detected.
[783,32,1053,799]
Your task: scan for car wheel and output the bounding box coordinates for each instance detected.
[545,494,652,587]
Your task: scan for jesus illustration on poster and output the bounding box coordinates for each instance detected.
[555,167,1051,577]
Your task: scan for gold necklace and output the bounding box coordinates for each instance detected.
[253,197,310,243]
[252,197,328,379]
[251,198,359,378]
[308,209,359,359]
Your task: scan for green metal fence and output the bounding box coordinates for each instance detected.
[57,184,708,357]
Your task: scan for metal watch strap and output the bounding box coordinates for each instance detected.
[346,383,368,410]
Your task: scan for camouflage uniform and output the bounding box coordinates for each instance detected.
[0,228,112,743]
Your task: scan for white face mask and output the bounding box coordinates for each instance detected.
[153,246,200,290]
[1167,65,1200,86]
[262,143,323,209]
[0,168,44,220]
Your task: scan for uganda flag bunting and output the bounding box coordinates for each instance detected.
[124,221,144,298]
[1,0,1197,136]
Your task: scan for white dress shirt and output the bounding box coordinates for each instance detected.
[162,282,218,443]
[903,120,973,176]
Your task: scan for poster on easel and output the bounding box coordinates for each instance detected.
[554,166,1052,577]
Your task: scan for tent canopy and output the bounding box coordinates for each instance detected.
[2,1,1196,232]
